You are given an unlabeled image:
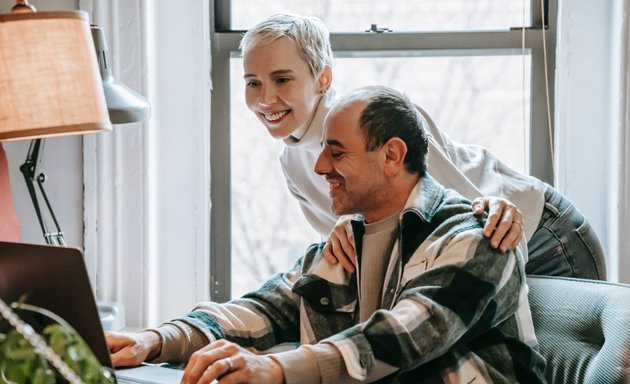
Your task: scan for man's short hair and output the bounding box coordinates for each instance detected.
[240,13,333,78]
[336,86,429,176]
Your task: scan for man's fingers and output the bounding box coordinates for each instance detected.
[184,341,236,384]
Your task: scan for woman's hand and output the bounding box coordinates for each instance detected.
[472,196,524,252]
[181,339,284,384]
[322,217,356,273]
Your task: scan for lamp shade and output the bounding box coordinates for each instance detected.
[0,11,111,141]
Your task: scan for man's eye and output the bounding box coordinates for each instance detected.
[331,152,343,158]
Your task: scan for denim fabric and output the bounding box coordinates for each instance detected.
[526,184,606,280]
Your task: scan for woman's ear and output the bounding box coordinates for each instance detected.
[383,138,408,176]
[318,65,333,93]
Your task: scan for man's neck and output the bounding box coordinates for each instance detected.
[363,175,420,223]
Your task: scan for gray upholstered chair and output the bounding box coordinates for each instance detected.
[528,276,630,384]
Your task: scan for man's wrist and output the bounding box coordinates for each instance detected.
[267,355,286,384]
[142,330,163,361]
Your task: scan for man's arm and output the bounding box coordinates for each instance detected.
[107,245,316,371]
[153,246,321,363]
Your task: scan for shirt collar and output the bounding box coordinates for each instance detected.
[350,174,444,228]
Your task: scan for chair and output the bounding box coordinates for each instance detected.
[528,276,630,383]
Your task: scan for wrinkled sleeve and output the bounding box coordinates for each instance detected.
[150,249,317,362]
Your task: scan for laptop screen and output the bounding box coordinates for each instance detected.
[0,241,113,369]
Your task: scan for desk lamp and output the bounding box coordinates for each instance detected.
[0,4,150,246]
[0,8,111,246]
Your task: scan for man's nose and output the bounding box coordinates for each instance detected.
[314,150,331,175]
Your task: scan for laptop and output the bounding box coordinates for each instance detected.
[0,241,184,383]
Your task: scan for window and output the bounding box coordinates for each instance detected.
[211,0,556,301]
[230,0,528,32]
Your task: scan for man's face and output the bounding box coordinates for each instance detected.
[315,102,390,222]
[243,37,323,140]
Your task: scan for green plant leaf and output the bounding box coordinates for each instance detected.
[1,303,117,384]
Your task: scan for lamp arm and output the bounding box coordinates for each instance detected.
[19,139,66,246]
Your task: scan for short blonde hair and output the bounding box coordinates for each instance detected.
[240,13,333,77]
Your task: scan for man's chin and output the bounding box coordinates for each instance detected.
[331,202,353,217]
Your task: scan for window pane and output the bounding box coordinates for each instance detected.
[333,54,531,173]
[230,54,530,298]
[231,0,531,32]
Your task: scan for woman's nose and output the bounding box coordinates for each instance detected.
[259,85,277,106]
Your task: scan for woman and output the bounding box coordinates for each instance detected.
[241,13,605,279]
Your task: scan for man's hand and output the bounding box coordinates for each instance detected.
[181,339,284,384]
[106,330,161,368]
[322,217,356,273]
[472,196,524,252]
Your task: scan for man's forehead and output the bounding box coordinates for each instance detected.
[323,99,368,139]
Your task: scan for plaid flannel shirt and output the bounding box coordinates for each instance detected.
[167,175,546,383]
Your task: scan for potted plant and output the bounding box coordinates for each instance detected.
[0,297,115,384]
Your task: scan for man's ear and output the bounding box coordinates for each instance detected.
[318,65,333,92]
[383,138,408,176]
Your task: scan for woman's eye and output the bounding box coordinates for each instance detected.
[276,77,291,84]
[246,81,260,88]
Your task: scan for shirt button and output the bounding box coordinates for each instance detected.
[320,297,330,306]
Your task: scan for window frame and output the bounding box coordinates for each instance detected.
[209,0,557,301]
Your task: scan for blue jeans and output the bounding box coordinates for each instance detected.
[526,184,606,280]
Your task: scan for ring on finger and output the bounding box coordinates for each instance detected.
[225,357,234,372]
[513,220,524,228]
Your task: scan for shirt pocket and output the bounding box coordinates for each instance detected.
[292,273,357,314]
[401,246,435,285]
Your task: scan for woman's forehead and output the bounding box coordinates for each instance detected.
[243,37,312,75]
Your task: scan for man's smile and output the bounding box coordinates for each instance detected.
[326,176,344,190]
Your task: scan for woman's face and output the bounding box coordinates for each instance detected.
[243,37,328,139]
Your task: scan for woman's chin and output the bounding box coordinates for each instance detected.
[266,127,295,140]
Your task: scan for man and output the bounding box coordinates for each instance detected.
[107,86,545,383]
